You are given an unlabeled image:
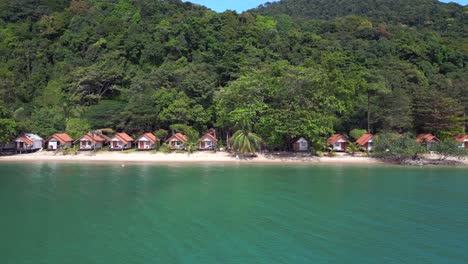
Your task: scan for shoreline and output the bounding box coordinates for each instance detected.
[0,151,384,165]
[0,151,466,167]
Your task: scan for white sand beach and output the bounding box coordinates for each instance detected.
[0,150,385,165]
[2,150,466,166]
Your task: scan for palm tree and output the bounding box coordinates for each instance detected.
[231,129,263,155]
[347,142,360,156]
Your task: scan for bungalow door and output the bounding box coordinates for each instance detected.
[81,141,87,148]
[139,141,145,149]
[113,141,118,148]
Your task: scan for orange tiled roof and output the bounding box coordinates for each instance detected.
[113,132,134,144]
[49,133,73,144]
[356,133,373,146]
[454,134,468,142]
[328,134,348,145]
[416,134,439,143]
[136,133,158,144]
[82,133,106,142]
[200,132,217,143]
[166,133,187,143]
[16,135,33,145]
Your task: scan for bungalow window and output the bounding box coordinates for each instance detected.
[334,143,340,148]
[206,141,213,147]
[300,142,307,147]
[176,141,181,146]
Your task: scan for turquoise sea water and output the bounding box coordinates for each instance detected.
[0,162,467,263]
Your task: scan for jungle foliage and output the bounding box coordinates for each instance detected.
[0,0,466,150]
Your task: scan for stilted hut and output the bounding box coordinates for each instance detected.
[15,133,44,153]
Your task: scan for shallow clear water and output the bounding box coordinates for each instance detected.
[0,162,467,263]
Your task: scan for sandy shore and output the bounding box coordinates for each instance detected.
[0,151,385,165]
[1,151,466,166]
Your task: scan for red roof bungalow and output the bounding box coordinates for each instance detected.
[75,133,107,151]
[46,133,73,150]
[454,135,468,149]
[135,133,158,150]
[416,134,439,147]
[199,129,217,151]
[110,132,134,151]
[328,134,349,152]
[15,133,44,152]
[166,133,187,150]
[356,133,374,151]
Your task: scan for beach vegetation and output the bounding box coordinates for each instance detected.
[373,133,426,161]
[158,143,172,153]
[430,139,468,160]
[346,142,360,156]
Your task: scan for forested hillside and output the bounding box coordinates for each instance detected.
[0,0,466,150]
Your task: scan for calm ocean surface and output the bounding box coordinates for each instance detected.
[0,162,467,263]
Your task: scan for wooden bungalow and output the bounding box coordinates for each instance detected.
[135,133,158,150]
[109,132,134,151]
[356,133,374,152]
[15,133,44,152]
[416,134,439,148]
[454,135,468,149]
[46,133,73,150]
[199,129,217,151]
[75,133,107,151]
[166,133,187,150]
[293,137,309,152]
[328,134,349,152]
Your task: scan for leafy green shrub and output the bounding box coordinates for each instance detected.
[373,133,426,161]
[349,129,367,141]
[315,150,324,157]
[430,139,467,160]
[159,143,172,153]
[346,142,360,156]
[154,129,169,142]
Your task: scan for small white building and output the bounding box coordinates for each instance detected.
[75,133,106,151]
[454,135,468,149]
[166,133,187,150]
[293,137,309,152]
[109,132,134,151]
[135,133,158,150]
[46,133,73,150]
[199,129,217,151]
[15,133,44,152]
[328,134,349,152]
